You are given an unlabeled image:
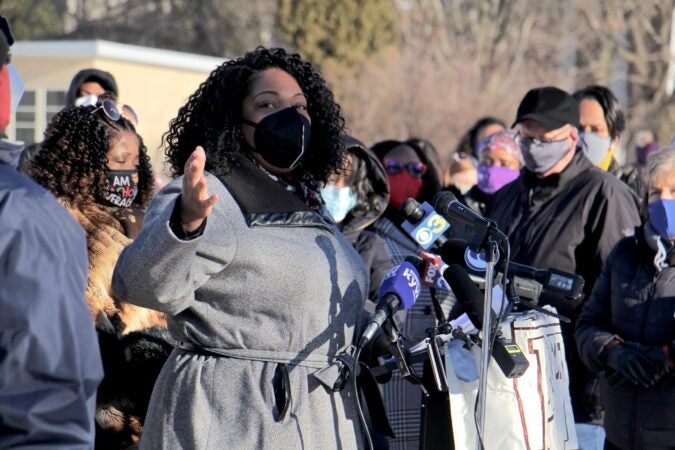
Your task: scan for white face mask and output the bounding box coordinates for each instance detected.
[321,184,357,223]
[579,131,611,166]
[74,94,98,107]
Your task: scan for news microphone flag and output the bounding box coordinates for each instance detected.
[401,201,450,250]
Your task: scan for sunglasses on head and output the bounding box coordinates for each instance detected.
[89,98,139,125]
[383,159,428,178]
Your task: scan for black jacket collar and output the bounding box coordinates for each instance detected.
[216,155,332,229]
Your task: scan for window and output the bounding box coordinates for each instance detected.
[8,88,66,144]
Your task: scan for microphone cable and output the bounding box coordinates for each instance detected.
[352,345,374,450]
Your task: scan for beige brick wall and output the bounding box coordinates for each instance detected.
[13,53,221,181]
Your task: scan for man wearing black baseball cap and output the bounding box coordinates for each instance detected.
[487,86,641,424]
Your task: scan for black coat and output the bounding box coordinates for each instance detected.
[487,150,641,315]
[338,137,393,304]
[575,226,675,449]
[487,149,641,422]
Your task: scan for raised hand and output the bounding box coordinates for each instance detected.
[180,146,219,233]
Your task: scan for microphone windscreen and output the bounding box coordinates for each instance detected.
[439,238,471,266]
[443,263,490,330]
[432,191,457,214]
[378,261,421,310]
[400,198,425,223]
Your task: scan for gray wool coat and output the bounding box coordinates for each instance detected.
[112,162,369,449]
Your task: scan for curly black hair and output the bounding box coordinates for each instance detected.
[163,47,346,183]
[29,105,154,208]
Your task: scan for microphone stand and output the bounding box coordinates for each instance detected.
[475,225,500,450]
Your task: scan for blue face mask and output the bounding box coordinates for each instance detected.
[321,184,357,223]
[648,198,675,240]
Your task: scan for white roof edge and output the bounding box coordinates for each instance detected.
[12,40,225,73]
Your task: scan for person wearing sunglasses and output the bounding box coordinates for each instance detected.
[28,103,170,448]
[369,138,452,449]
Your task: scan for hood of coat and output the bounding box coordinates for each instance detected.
[65,68,118,108]
[338,135,390,235]
[0,138,23,168]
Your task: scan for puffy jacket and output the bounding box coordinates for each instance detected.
[338,136,393,302]
[576,226,675,449]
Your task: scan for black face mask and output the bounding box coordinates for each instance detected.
[242,107,311,170]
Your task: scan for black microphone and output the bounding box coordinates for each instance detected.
[439,238,584,300]
[359,260,421,348]
[442,264,529,378]
[443,263,496,330]
[432,191,507,243]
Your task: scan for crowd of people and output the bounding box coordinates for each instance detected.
[1,13,674,450]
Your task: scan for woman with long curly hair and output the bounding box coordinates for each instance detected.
[29,103,171,448]
[112,48,372,448]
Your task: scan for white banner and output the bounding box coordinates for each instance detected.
[446,307,579,450]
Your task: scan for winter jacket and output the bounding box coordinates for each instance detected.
[0,139,103,448]
[338,136,393,303]
[576,225,675,449]
[112,155,369,449]
[487,148,642,423]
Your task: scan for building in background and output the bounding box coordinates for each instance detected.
[10,40,223,179]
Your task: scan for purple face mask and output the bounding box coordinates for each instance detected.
[477,164,520,194]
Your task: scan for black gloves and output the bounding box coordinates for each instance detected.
[604,343,670,388]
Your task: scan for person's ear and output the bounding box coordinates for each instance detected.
[569,127,579,150]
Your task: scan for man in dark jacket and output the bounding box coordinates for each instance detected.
[487,86,641,423]
[0,16,103,447]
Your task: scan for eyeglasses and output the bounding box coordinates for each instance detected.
[513,131,564,147]
[90,98,139,125]
[383,159,428,178]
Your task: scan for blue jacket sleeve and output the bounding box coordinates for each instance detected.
[0,169,103,448]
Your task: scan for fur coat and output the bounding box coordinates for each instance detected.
[62,200,171,449]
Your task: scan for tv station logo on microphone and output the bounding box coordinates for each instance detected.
[401,202,450,250]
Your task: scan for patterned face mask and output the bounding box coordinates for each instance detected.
[101,169,138,208]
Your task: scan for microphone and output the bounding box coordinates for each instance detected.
[400,198,450,250]
[432,191,507,243]
[442,264,530,378]
[418,251,452,291]
[359,261,421,348]
[440,238,584,300]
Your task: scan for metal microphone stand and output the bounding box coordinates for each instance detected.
[475,225,501,450]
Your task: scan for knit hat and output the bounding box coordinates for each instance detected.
[476,130,522,164]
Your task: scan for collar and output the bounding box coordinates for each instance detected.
[521,148,594,203]
[215,155,332,229]
[643,222,675,271]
